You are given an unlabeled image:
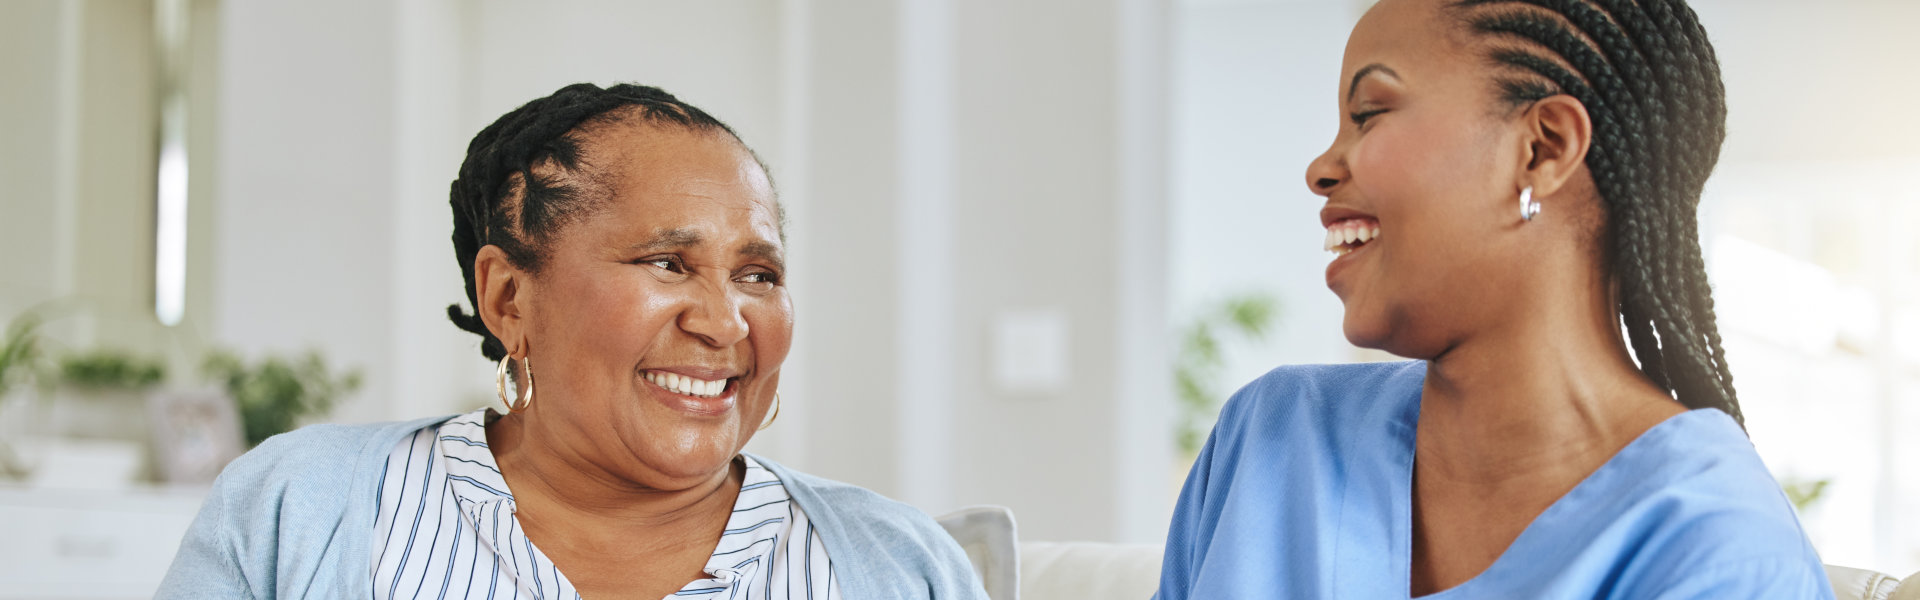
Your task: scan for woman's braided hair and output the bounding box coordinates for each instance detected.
[1448,0,1741,424]
[445,83,750,361]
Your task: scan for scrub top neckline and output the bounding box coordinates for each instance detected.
[1402,407,1725,599]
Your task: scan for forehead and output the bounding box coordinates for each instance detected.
[1343,0,1473,82]
[586,123,780,227]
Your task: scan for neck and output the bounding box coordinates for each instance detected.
[1415,284,1684,487]
[487,410,740,544]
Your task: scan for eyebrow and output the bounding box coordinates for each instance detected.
[628,228,703,253]
[737,240,785,271]
[628,227,786,271]
[1347,63,1401,104]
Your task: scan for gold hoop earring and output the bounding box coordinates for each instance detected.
[758,393,781,431]
[521,356,535,411]
[495,356,513,414]
[495,355,534,413]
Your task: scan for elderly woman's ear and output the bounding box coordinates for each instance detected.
[474,244,528,357]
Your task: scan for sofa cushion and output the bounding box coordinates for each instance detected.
[1018,541,1161,600]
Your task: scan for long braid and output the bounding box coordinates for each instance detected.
[1449,0,1742,425]
[444,83,749,361]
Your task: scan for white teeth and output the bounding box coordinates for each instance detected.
[1324,220,1381,253]
[644,371,729,398]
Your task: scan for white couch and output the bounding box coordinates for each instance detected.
[938,506,1919,600]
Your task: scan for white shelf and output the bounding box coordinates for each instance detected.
[0,484,208,599]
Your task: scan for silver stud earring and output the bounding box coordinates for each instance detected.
[1520,186,1541,222]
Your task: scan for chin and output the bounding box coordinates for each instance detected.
[1341,311,1393,351]
[636,424,749,480]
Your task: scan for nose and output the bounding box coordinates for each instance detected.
[1305,141,1348,198]
[679,275,750,348]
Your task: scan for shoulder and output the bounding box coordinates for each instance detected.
[1239,360,1427,397]
[1211,360,1425,447]
[1627,410,1813,537]
[213,416,450,499]
[749,454,990,600]
[194,416,456,547]
[1605,411,1832,596]
[751,453,954,544]
[160,415,454,598]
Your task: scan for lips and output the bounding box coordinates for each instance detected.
[1320,210,1381,293]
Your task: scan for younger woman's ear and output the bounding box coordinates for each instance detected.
[1520,95,1594,198]
[473,245,527,357]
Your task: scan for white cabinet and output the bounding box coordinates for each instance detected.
[0,485,206,599]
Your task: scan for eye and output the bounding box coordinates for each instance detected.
[1349,109,1387,129]
[734,270,782,292]
[635,255,689,276]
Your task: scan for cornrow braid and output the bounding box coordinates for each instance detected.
[1449,0,1742,425]
[444,83,748,361]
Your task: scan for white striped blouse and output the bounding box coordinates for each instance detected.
[371,409,842,600]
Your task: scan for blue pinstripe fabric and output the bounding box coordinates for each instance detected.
[371,410,840,600]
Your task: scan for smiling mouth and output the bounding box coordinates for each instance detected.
[641,370,734,399]
[1324,217,1381,256]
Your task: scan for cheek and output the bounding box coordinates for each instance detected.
[746,293,795,369]
[541,268,680,358]
[1350,119,1484,208]
[1352,118,1509,243]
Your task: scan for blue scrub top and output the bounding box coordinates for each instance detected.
[1156,361,1833,600]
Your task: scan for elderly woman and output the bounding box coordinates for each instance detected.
[1156,1,1832,598]
[160,84,986,600]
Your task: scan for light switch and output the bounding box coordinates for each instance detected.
[992,308,1070,395]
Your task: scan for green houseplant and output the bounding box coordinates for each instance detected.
[0,313,46,398]
[0,313,48,479]
[203,350,363,447]
[1781,477,1831,514]
[56,350,166,390]
[1173,292,1280,454]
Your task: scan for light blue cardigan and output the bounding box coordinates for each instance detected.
[157,415,989,600]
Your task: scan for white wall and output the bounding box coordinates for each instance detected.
[1171,0,1368,395]
[938,0,1172,542]
[214,0,401,424]
[0,0,72,312]
[0,0,220,372]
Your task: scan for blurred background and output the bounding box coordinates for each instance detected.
[0,0,1915,596]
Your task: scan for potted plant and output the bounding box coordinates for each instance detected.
[0,313,48,479]
[202,350,362,447]
[49,349,169,442]
[0,313,45,398]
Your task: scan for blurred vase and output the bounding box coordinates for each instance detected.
[0,388,40,480]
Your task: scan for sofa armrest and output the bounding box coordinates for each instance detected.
[936,506,1021,600]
